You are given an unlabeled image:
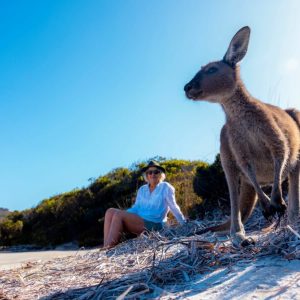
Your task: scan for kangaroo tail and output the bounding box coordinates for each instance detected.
[286,108,300,129]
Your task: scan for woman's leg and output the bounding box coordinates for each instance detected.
[104,210,144,248]
[103,208,118,246]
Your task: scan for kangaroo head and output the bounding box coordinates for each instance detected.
[184,26,251,103]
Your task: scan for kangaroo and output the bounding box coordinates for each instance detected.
[184,26,300,246]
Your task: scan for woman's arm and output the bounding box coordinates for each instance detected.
[127,188,141,214]
[165,185,186,225]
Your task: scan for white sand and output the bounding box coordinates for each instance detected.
[0,249,90,270]
[1,250,300,299]
[168,257,300,300]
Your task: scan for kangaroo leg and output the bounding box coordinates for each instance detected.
[270,158,287,216]
[238,180,258,246]
[196,179,257,235]
[262,123,289,215]
[232,118,288,219]
[221,152,252,246]
[237,160,274,219]
[239,179,258,223]
[199,158,245,245]
[242,161,287,220]
[287,162,300,225]
[226,127,273,219]
[199,127,257,245]
[285,109,300,224]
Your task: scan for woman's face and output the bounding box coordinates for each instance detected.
[146,167,162,186]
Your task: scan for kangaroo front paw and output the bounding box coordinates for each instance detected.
[261,203,276,222]
[270,200,287,217]
[262,202,287,222]
[262,208,276,222]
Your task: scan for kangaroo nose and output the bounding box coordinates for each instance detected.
[184,83,192,93]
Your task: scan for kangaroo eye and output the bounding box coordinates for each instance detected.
[207,67,217,74]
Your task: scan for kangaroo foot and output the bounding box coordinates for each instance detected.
[260,201,276,222]
[270,200,287,222]
[231,232,255,248]
[260,195,287,220]
[241,237,256,247]
[262,206,276,222]
[262,204,286,223]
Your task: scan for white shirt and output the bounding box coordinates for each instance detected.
[127,181,186,224]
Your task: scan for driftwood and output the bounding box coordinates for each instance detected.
[0,209,300,299]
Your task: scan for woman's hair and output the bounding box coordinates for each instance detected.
[143,171,166,183]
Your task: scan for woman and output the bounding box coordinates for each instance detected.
[103,160,186,248]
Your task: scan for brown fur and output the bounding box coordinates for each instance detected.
[184,26,300,245]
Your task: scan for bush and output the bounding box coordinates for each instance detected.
[0,156,229,247]
[0,219,23,246]
[193,154,230,215]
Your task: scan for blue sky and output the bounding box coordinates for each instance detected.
[1,1,299,211]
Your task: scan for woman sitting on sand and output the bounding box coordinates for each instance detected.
[103,160,186,248]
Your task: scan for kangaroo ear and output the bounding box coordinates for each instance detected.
[223,26,251,66]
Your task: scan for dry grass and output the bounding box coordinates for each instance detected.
[1,210,300,299]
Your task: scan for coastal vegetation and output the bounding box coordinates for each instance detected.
[0,156,229,247]
[0,208,10,221]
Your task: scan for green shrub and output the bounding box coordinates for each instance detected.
[193,154,230,215]
[0,219,23,246]
[0,156,230,247]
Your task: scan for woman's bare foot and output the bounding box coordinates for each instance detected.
[100,245,114,251]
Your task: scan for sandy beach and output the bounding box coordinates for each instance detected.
[1,247,300,299]
[0,249,90,270]
[1,222,300,299]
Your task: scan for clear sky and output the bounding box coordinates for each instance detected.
[1,1,299,211]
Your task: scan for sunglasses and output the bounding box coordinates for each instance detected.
[146,169,161,175]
